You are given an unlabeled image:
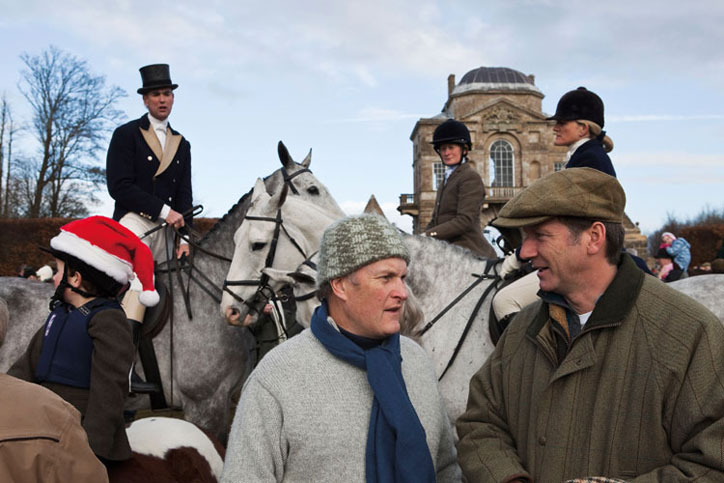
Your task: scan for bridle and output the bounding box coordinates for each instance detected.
[222,183,313,318]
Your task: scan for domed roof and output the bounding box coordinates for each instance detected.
[453,67,542,96]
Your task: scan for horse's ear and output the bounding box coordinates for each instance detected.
[251,178,269,203]
[301,148,312,168]
[278,141,294,169]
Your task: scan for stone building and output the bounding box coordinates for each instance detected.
[398,66,647,256]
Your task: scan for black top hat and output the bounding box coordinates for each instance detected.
[137,64,178,94]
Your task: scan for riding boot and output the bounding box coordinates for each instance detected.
[129,320,161,394]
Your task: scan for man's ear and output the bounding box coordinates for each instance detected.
[587,222,606,255]
[329,277,349,302]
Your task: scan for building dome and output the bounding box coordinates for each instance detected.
[453,67,542,96]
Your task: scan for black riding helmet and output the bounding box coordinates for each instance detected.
[431,119,472,151]
[547,87,605,128]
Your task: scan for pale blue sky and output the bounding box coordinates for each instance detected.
[1,0,722,235]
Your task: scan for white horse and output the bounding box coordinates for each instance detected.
[221,190,724,424]
[0,142,342,442]
[221,178,341,328]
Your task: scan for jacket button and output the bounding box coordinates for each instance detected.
[168,197,172,201]
[176,160,180,164]
[147,156,152,161]
[538,436,546,446]
[173,178,176,183]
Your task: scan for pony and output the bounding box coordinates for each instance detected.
[110,417,225,483]
[0,142,342,442]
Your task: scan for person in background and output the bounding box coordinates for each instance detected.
[457,168,724,481]
[654,247,683,282]
[17,264,37,279]
[8,216,159,465]
[661,231,691,276]
[223,214,460,482]
[0,298,109,481]
[424,118,490,257]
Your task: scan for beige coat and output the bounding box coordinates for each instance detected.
[0,373,108,482]
[425,162,493,257]
[457,255,724,482]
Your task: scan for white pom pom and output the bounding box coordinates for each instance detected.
[139,290,160,307]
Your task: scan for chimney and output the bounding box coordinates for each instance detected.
[448,74,455,97]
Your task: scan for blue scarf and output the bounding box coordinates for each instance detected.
[311,301,435,483]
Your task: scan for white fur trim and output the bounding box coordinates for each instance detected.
[50,231,133,284]
[139,290,160,307]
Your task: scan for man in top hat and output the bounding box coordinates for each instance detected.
[106,64,191,391]
[456,168,724,481]
[222,214,460,482]
[106,63,193,262]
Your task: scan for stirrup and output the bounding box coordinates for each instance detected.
[129,368,161,394]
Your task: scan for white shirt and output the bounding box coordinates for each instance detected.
[565,138,589,162]
[147,113,168,150]
[146,114,175,227]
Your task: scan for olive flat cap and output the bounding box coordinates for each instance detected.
[492,167,625,228]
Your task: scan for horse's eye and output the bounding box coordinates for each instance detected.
[306,186,319,195]
[251,242,266,251]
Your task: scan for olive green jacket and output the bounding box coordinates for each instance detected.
[425,162,493,258]
[457,255,724,482]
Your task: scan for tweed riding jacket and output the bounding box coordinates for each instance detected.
[425,161,490,257]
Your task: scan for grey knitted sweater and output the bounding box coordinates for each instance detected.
[222,324,461,482]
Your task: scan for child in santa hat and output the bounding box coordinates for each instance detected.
[8,216,159,464]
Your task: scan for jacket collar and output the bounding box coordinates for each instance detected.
[526,253,645,340]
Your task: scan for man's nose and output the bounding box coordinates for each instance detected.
[520,239,536,260]
[393,279,408,301]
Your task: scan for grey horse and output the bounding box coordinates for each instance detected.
[0,142,342,442]
[220,191,724,424]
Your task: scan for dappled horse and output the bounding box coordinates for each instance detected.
[0,141,343,442]
[221,189,724,425]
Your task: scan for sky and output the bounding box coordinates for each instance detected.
[0,0,722,237]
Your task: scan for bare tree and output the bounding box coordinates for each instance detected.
[0,95,7,213]
[0,95,20,217]
[18,46,126,217]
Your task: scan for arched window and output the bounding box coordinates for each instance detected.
[489,139,514,187]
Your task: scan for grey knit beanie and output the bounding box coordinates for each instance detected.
[317,214,409,286]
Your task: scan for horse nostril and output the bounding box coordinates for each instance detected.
[230,308,239,316]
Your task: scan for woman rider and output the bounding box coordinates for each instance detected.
[424,118,491,257]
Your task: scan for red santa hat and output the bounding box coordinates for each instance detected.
[49,216,159,307]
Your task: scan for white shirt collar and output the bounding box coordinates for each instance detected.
[147,113,168,132]
[565,138,589,162]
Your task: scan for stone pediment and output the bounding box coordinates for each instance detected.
[459,98,547,125]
